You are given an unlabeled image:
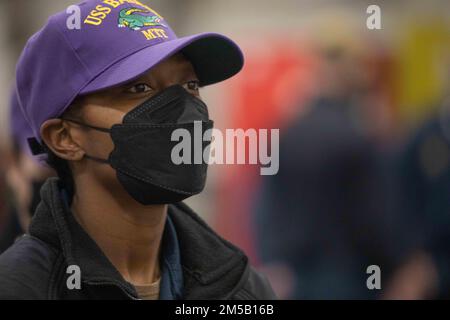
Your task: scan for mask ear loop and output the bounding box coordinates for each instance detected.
[62,118,111,133]
[62,118,111,164]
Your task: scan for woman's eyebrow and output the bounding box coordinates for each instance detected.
[179,68,200,83]
[120,73,153,88]
[120,78,146,88]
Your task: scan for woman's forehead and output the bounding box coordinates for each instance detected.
[84,53,193,96]
[74,54,196,111]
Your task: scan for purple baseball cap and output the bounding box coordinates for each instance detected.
[16,0,244,143]
[10,87,48,163]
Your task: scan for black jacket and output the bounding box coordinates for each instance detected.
[0,178,276,300]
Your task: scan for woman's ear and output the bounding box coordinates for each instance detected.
[40,119,85,161]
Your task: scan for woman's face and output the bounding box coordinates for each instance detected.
[61,53,202,194]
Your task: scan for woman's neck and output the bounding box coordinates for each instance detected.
[70,174,168,286]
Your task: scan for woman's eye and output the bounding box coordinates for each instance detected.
[126,83,152,94]
[184,81,200,93]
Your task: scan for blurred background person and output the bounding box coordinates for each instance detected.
[0,90,54,254]
[383,94,450,299]
[252,43,408,299]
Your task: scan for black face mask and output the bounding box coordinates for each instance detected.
[64,85,213,205]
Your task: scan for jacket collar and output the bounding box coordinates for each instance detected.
[29,178,249,299]
[169,202,249,299]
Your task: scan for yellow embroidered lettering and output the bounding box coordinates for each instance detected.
[103,0,120,8]
[84,16,103,26]
[89,8,108,20]
[142,29,156,40]
[142,29,169,40]
[153,29,168,39]
[95,4,112,15]
[84,5,112,26]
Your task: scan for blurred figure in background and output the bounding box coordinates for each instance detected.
[253,44,408,299]
[0,90,53,253]
[384,95,450,299]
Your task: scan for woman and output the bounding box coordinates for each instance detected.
[0,0,275,300]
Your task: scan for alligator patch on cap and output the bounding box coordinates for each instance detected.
[118,7,166,31]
